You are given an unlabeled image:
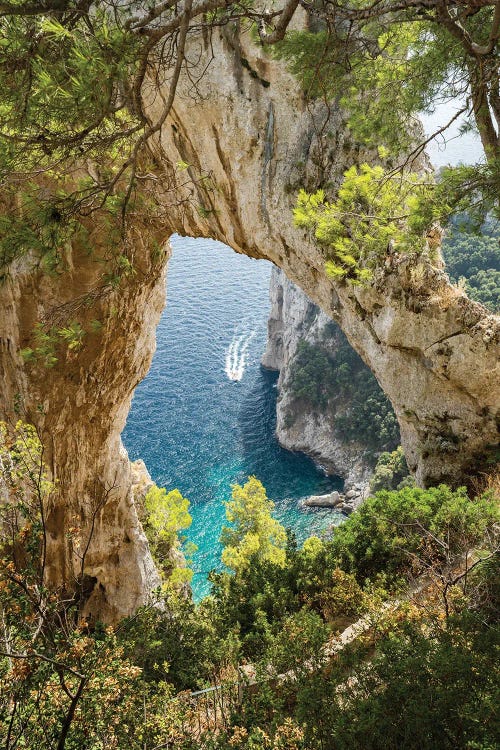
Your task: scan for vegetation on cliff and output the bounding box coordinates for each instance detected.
[0,0,499,746]
[284,332,400,454]
[370,446,414,493]
[293,164,436,283]
[143,484,193,587]
[279,217,498,468]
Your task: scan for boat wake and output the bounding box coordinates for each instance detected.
[225,329,256,381]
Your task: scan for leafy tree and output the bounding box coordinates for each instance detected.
[220,477,287,574]
[143,484,193,586]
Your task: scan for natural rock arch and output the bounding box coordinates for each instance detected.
[0,27,498,621]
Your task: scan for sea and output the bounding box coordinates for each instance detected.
[122,238,342,599]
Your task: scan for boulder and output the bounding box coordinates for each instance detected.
[302,491,344,508]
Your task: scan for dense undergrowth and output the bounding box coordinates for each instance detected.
[0,423,498,749]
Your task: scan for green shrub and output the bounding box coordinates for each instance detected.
[330,484,499,584]
[370,446,414,493]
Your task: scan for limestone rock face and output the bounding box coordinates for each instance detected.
[262,266,382,490]
[0,238,165,622]
[0,22,498,620]
[146,27,498,489]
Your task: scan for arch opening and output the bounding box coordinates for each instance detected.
[122,235,344,599]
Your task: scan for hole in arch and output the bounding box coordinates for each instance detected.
[122,235,342,599]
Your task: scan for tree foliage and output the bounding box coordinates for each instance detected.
[276,0,499,212]
[370,446,414,493]
[220,477,287,574]
[143,484,193,586]
[294,164,435,282]
[273,0,500,283]
[0,0,497,280]
[329,484,499,583]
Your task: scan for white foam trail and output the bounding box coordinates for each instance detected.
[225,330,256,381]
[225,333,244,379]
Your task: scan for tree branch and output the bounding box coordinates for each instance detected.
[258,0,300,44]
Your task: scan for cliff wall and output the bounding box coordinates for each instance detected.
[262,267,399,490]
[0,22,498,620]
[0,229,166,622]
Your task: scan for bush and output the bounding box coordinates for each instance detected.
[370,446,413,493]
[329,484,499,583]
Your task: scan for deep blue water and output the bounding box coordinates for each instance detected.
[122,237,342,599]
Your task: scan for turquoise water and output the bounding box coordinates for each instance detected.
[122,236,342,598]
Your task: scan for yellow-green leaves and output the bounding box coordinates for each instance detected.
[294,164,432,283]
[144,486,192,545]
[143,485,193,586]
[220,477,287,574]
[58,321,85,351]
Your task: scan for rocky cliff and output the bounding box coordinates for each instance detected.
[0,19,498,620]
[262,267,399,490]
[0,227,166,622]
